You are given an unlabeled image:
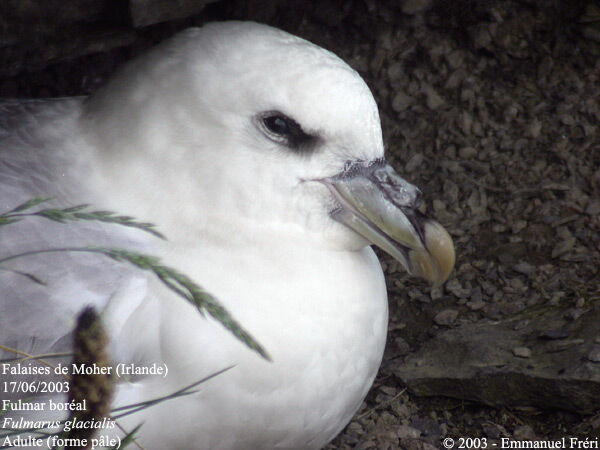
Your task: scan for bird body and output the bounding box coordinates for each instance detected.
[127,242,387,449]
[0,22,453,449]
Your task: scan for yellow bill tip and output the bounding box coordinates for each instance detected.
[409,220,455,287]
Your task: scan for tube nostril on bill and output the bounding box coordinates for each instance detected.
[412,188,423,209]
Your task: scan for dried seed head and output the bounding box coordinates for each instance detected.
[66,307,114,448]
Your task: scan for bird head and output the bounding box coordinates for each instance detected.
[83,21,454,286]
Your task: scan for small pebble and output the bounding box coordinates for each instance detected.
[513,262,535,275]
[405,152,424,172]
[394,337,411,357]
[459,146,477,159]
[423,83,445,110]
[434,309,458,326]
[482,422,508,439]
[547,339,585,353]
[430,287,443,301]
[512,347,532,358]
[539,329,570,340]
[587,346,600,362]
[514,425,536,440]
[400,0,432,15]
[466,299,486,311]
[396,425,421,439]
[586,200,600,215]
[392,91,414,112]
[565,308,585,321]
[469,286,482,301]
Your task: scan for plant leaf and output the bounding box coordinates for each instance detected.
[2,197,53,215]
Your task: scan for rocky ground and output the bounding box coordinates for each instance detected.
[314,1,600,448]
[2,0,599,448]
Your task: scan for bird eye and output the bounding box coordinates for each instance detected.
[258,111,316,151]
[263,115,291,136]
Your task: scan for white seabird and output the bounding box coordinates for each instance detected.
[0,21,454,449]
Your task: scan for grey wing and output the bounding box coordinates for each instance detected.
[0,235,158,361]
[0,97,162,366]
[0,99,170,440]
[0,249,161,432]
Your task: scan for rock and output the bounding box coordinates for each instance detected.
[458,113,473,136]
[387,62,404,82]
[422,83,445,110]
[392,91,414,112]
[588,346,600,363]
[527,118,542,138]
[410,416,441,440]
[586,200,600,215]
[430,287,443,301]
[582,26,600,42]
[396,425,421,439]
[405,153,424,173]
[434,309,458,326]
[470,23,494,50]
[433,199,446,214]
[467,299,485,311]
[386,336,411,358]
[458,146,477,159]
[445,50,464,70]
[469,286,483,303]
[130,0,216,26]
[395,308,600,413]
[445,279,469,298]
[400,0,433,15]
[539,329,570,340]
[511,220,527,234]
[560,114,576,126]
[513,425,536,440]
[552,237,576,258]
[565,308,585,321]
[546,339,585,353]
[482,422,509,439]
[513,262,535,275]
[512,347,531,358]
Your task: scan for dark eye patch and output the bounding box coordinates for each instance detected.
[263,115,291,136]
[259,111,317,152]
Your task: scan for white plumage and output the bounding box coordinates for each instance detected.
[0,22,453,449]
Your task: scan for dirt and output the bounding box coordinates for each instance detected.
[315,1,600,447]
[2,0,599,448]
